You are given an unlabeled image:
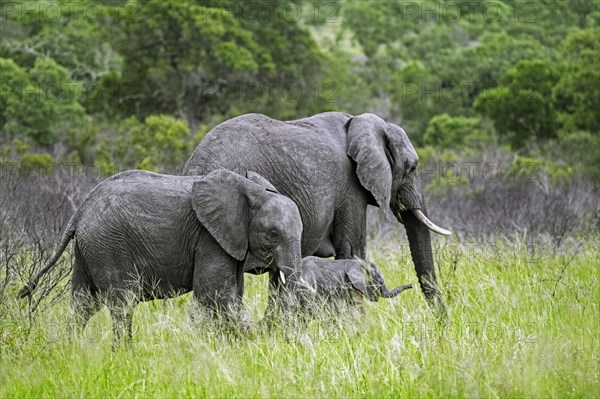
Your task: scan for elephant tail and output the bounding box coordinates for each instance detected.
[17,216,77,299]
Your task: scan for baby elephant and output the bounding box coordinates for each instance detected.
[297,256,412,312]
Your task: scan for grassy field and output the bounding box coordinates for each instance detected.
[1,236,598,398]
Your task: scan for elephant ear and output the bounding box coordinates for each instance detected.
[346,113,395,222]
[191,169,250,261]
[346,264,376,301]
[246,171,279,193]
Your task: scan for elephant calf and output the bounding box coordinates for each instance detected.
[18,169,303,344]
[296,256,412,314]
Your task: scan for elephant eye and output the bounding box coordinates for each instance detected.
[405,160,417,175]
[268,229,279,240]
[403,160,413,176]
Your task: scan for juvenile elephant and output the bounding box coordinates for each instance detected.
[297,256,412,312]
[18,169,302,343]
[183,112,451,315]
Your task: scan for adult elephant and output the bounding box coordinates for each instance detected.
[183,112,451,314]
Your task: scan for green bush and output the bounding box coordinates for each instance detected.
[20,153,54,174]
[416,145,436,163]
[423,114,488,148]
[474,60,560,149]
[553,29,600,134]
[0,57,85,146]
[97,115,192,173]
[1,139,53,174]
[546,131,600,185]
[505,156,545,183]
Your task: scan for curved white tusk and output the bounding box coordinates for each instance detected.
[279,270,286,285]
[412,209,452,236]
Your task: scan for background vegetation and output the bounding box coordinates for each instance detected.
[1,0,598,397]
[1,0,598,178]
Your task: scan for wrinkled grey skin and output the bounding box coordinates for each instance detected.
[298,256,412,307]
[183,112,450,315]
[19,169,302,343]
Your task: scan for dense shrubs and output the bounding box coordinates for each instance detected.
[0,58,84,146]
[95,115,195,174]
[1,115,198,177]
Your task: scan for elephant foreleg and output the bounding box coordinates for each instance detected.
[192,237,244,323]
[333,197,368,259]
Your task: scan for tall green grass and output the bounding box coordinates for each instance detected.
[1,236,598,398]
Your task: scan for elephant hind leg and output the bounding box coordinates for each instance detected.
[104,285,138,348]
[71,291,101,343]
[71,243,101,340]
[108,302,134,348]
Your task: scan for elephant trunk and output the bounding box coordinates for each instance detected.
[275,244,302,284]
[380,283,413,298]
[400,207,447,318]
[273,243,303,311]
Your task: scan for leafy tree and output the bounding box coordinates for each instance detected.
[342,0,480,57]
[312,47,371,115]
[555,131,600,184]
[423,113,488,148]
[342,2,401,58]
[390,61,436,139]
[553,28,600,134]
[0,0,122,114]
[96,114,192,173]
[0,57,84,146]
[438,31,550,107]
[474,60,559,148]
[107,0,272,133]
[198,0,324,119]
